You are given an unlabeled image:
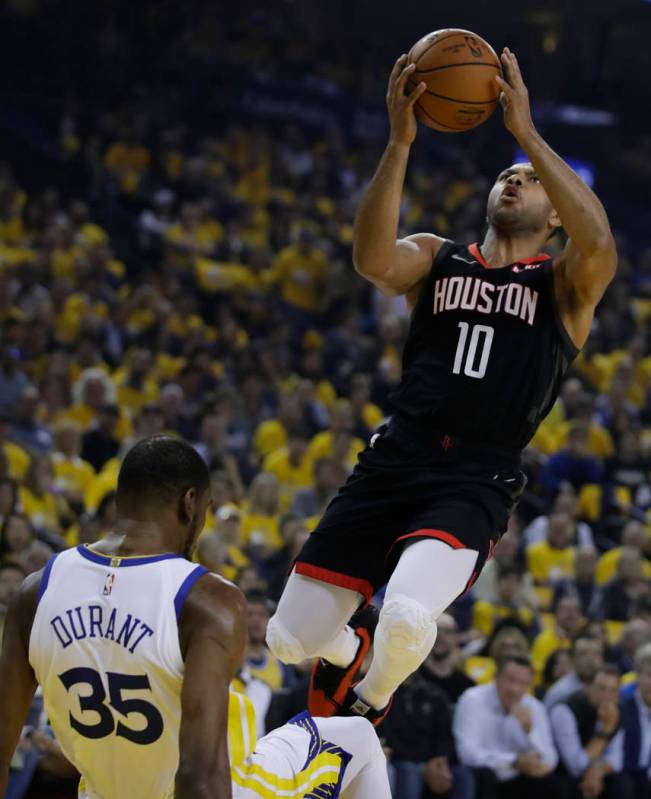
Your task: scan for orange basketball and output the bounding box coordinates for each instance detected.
[407,29,501,133]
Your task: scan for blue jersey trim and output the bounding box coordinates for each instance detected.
[37,554,59,605]
[174,565,209,620]
[288,710,352,798]
[76,545,183,567]
[288,710,322,770]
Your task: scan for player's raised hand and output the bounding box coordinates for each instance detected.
[495,48,535,142]
[386,54,427,147]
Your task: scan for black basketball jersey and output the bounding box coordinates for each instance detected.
[389,240,579,451]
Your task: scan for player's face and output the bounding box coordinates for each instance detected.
[486,163,558,235]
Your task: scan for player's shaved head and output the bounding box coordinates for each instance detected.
[117,435,210,511]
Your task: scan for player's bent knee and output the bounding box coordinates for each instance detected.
[265,615,310,664]
[377,594,437,656]
[353,717,388,768]
[346,715,375,737]
[315,716,381,764]
[347,716,381,759]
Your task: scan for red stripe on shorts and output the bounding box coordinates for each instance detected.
[294,562,374,604]
[464,570,479,592]
[394,528,467,550]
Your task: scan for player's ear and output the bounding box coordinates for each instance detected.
[547,206,562,232]
[179,487,196,524]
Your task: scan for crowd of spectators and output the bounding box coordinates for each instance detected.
[1,10,651,799]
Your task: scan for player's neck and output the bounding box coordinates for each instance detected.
[479,228,548,268]
[91,522,178,558]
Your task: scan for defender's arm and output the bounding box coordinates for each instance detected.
[176,574,247,799]
[0,572,40,795]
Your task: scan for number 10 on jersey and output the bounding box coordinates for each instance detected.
[452,322,494,379]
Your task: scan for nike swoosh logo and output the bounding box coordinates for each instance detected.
[451,254,478,265]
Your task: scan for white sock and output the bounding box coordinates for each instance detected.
[355,539,478,710]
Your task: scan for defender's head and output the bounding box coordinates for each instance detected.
[486,163,561,238]
[117,435,211,557]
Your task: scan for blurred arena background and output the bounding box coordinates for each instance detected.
[1,1,650,797]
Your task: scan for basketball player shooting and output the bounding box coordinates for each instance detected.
[0,436,391,799]
[266,48,617,725]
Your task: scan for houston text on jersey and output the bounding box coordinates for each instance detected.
[432,275,538,325]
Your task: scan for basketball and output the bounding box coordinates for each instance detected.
[407,29,501,133]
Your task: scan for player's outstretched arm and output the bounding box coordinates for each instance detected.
[176,574,247,799]
[0,572,40,795]
[353,54,444,297]
[496,48,616,345]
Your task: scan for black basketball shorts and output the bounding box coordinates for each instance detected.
[294,417,527,605]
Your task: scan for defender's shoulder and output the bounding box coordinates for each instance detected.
[186,572,246,613]
[9,569,43,649]
[178,572,246,657]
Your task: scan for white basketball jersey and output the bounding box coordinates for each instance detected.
[29,545,208,799]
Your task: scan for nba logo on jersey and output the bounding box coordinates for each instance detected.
[102,573,115,595]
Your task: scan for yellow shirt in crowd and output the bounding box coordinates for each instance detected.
[464,656,496,685]
[308,430,365,470]
[52,453,95,499]
[272,245,327,313]
[246,651,285,691]
[254,419,287,458]
[553,421,615,458]
[3,440,29,481]
[54,404,131,442]
[471,601,536,638]
[531,629,571,675]
[361,402,384,432]
[84,459,120,512]
[19,487,64,534]
[526,541,576,585]
[262,448,314,512]
[240,512,283,552]
[114,378,160,415]
[596,547,651,586]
